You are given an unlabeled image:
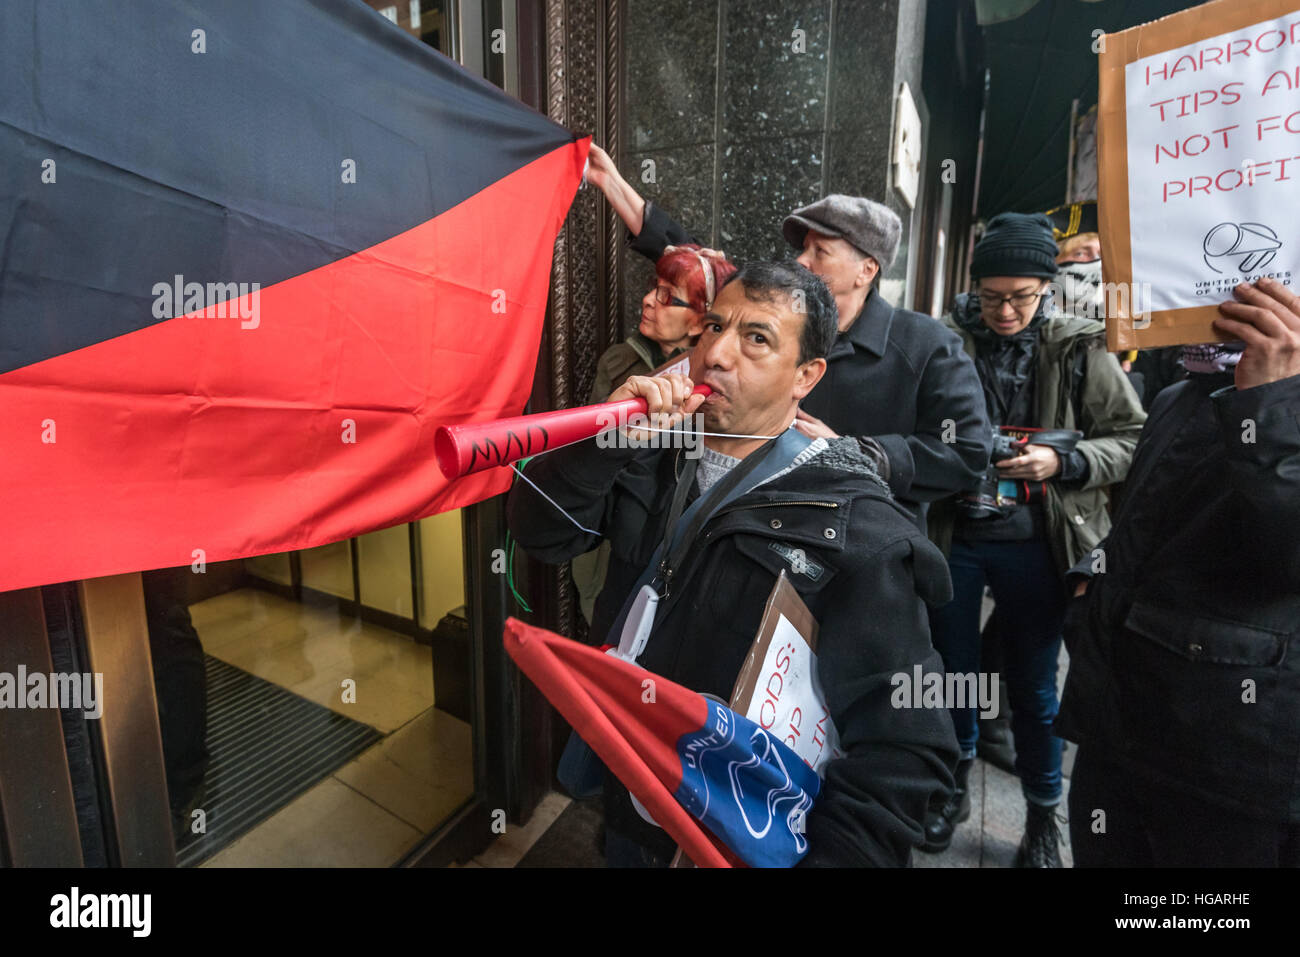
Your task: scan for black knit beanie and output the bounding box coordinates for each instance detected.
[970,212,1059,280]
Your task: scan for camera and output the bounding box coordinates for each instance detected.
[990,429,1025,464]
[958,426,1084,520]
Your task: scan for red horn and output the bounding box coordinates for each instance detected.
[435,385,711,479]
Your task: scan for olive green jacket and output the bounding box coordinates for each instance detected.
[588,331,685,403]
[927,312,1148,577]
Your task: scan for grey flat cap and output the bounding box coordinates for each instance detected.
[783,194,902,270]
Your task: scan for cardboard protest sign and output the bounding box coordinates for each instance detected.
[672,572,841,867]
[1098,0,1300,350]
[729,571,844,774]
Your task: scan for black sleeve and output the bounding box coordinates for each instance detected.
[1066,537,1106,582]
[867,333,992,503]
[1211,375,1300,590]
[796,531,960,867]
[1056,448,1091,486]
[627,200,699,263]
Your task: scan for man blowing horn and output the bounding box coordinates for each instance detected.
[508,261,960,867]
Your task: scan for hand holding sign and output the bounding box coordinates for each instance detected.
[1098,1,1300,350]
[1214,275,1300,389]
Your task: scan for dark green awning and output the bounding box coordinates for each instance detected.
[977,0,1208,217]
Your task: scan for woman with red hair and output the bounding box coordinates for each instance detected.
[576,243,734,624]
[588,241,736,403]
[577,148,735,624]
[586,144,736,403]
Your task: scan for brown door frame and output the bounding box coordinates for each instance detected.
[0,574,175,868]
[0,589,84,867]
[76,574,176,866]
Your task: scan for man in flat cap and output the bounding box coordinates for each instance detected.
[586,145,991,523]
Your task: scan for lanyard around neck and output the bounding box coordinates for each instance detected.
[602,427,812,650]
[651,429,804,598]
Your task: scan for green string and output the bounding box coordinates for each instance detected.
[505,530,532,613]
[505,457,535,613]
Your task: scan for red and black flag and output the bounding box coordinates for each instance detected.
[504,618,823,868]
[0,0,588,591]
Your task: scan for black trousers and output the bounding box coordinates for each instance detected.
[1068,746,1300,867]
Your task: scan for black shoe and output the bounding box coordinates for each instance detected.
[920,758,973,853]
[1015,802,1064,868]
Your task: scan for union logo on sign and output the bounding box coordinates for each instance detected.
[1202,222,1282,274]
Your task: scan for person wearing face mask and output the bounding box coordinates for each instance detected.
[573,243,736,625]
[1057,276,1300,866]
[1047,201,1186,408]
[921,212,1148,866]
[1047,202,1104,322]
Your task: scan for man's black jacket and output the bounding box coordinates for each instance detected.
[629,201,992,518]
[1056,371,1300,821]
[507,432,960,865]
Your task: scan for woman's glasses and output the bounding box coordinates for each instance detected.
[978,289,1046,309]
[647,279,690,308]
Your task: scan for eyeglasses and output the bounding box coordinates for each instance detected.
[978,289,1046,309]
[648,279,689,308]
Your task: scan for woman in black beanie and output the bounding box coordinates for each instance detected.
[922,212,1147,866]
